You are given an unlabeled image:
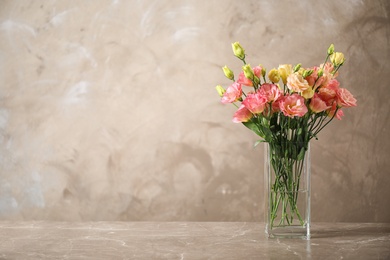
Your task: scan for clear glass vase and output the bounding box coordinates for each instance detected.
[264,142,311,240]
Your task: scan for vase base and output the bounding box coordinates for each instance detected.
[265,225,310,240]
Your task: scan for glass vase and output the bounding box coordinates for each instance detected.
[264,142,311,240]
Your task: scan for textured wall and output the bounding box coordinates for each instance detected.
[0,0,389,222]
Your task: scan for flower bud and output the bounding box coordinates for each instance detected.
[293,63,302,73]
[268,68,280,83]
[297,67,305,75]
[317,68,324,77]
[330,52,345,66]
[327,44,335,55]
[215,85,225,97]
[261,67,266,78]
[232,42,245,60]
[242,64,254,79]
[302,69,313,78]
[222,66,234,80]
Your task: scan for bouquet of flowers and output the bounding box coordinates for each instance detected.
[215,42,357,232]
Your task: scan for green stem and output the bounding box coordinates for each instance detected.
[268,142,307,228]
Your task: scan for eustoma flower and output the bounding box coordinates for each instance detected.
[242,92,268,114]
[305,66,329,89]
[258,83,282,102]
[328,102,344,120]
[278,64,293,85]
[287,72,311,94]
[237,71,253,86]
[233,105,252,123]
[309,93,330,113]
[216,42,356,132]
[238,65,262,87]
[336,88,357,107]
[268,69,280,83]
[279,94,308,118]
[330,52,345,66]
[221,82,242,104]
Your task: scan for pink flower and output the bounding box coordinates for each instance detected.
[322,62,335,74]
[327,103,344,120]
[252,66,262,78]
[336,88,357,107]
[309,93,330,113]
[236,66,262,87]
[305,66,320,87]
[221,82,242,104]
[242,92,268,114]
[232,105,253,123]
[317,86,337,106]
[325,78,340,90]
[237,72,253,86]
[258,83,282,102]
[262,97,283,116]
[305,66,331,89]
[279,94,308,118]
[272,99,282,113]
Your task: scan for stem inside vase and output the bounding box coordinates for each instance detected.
[265,142,311,239]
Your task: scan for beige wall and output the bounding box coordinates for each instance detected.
[0,0,389,222]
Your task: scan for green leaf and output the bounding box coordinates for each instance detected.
[261,116,269,126]
[261,126,273,142]
[253,139,265,148]
[242,120,264,138]
[297,147,306,160]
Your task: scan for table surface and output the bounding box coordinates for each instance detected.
[0,222,389,260]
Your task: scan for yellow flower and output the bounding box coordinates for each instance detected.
[268,68,280,83]
[232,42,245,60]
[222,66,234,80]
[330,52,345,66]
[302,87,315,99]
[287,72,311,93]
[278,64,293,85]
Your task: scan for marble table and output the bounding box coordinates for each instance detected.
[0,222,389,259]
